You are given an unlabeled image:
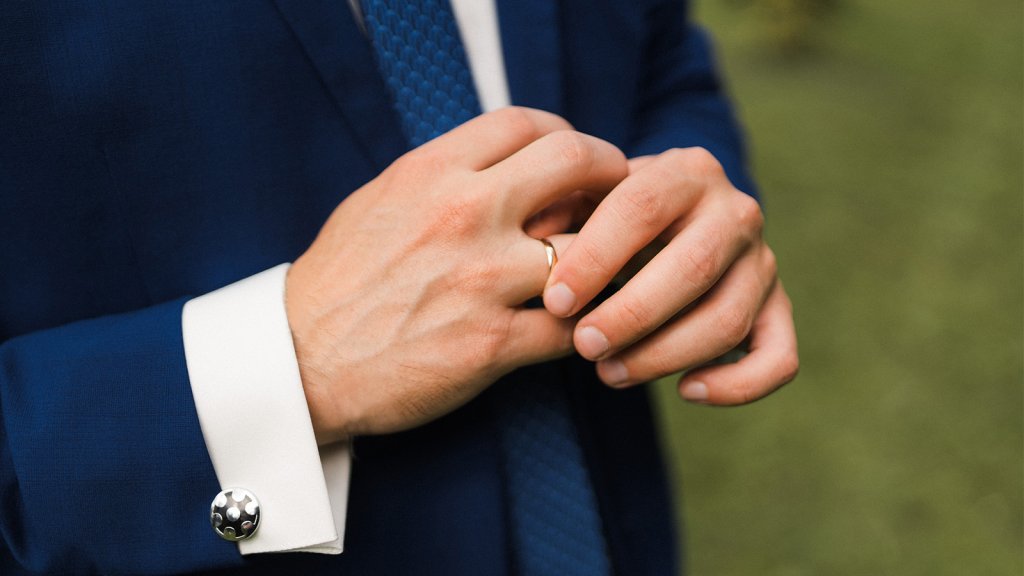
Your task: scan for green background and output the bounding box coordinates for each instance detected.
[652,0,1023,574]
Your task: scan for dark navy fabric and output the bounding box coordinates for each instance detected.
[0,1,755,574]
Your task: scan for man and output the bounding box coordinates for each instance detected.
[0,0,797,574]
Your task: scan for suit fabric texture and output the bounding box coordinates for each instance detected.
[0,0,756,574]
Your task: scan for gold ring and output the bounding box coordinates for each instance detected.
[540,238,558,275]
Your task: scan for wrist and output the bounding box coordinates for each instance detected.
[284,263,350,445]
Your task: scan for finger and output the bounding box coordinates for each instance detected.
[504,308,577,368]
[592,246,777,386]
[504,233,576,305]
[487,130,628,224]
[426,107,574,170]
[523,191,599,239]
[572,197,759,359]
[543,148,723,318]
[677,281,798,405]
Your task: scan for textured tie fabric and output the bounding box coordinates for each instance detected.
[360,0,482,147]
[494,370,613,576]
[359,1,612,574]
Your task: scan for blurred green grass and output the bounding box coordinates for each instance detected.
[652,0,1023,574]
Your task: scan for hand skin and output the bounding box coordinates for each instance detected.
[285,107,628,444]
[543,149,799,405]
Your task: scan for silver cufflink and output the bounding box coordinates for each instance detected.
[210,488,260,541]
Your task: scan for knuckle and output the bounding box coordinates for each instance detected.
[660,147,690,166]
[646,159,686,188]
[428,194,485,237]
[679,234,722,289]
[778,350,800,384]
[718,305,754,346]
[549,130,594,174]
[684,146,724,177]
[655,147,727,197]
[614,182,665,229]
[390,146,449,185]
[733,192,764,237]
[402,141,438,166]
[411,144,451,172]
[497,106,541,142]
[661,146,722,176]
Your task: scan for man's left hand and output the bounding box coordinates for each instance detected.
[542,147,799,404]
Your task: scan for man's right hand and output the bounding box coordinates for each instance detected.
[285,108,627,444]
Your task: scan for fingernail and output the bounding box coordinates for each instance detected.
[680,381,708,403]
[598,360,629,387]
[576,326,610,359]
[544,283,577,317]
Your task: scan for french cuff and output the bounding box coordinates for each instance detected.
[182,264,350,555]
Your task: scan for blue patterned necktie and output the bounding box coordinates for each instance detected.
[359,1,612,574]
[359,0,481,147]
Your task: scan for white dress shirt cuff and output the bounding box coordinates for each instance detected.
[182,264,350,555]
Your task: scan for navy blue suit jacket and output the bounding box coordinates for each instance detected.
[0,1,755,574]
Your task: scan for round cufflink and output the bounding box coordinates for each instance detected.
[210,488,260,541]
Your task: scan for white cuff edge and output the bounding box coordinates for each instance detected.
[182,264,350,555]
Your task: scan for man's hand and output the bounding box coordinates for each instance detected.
[285,108,628,443]
[542,148,798,404]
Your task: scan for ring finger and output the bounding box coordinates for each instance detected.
[502,233,577,306]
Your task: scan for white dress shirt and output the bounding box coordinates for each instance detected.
[183,0,510,555]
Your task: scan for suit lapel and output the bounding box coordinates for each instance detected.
[271,0,565,164]
[496,0,565,116]
[272,0,408,171]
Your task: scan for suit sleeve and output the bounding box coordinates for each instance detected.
[0,266,350,575]
[0,297,244,575]
[627,0,760,201]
